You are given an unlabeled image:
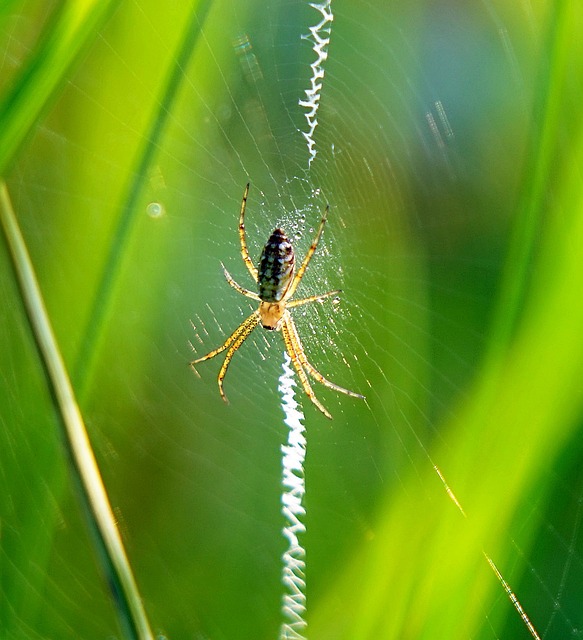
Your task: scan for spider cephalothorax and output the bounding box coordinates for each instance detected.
[190,183,364,419]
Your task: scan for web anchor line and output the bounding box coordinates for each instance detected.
[278,352,308,640]
[299,0,334,168]
[434,465,541,639]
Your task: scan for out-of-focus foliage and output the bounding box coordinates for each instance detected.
[1,1,583,638]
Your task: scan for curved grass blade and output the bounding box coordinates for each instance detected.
[486,0,571,358]
[75,0,213,396]
[0,182,154,640]
[0,0,119,175]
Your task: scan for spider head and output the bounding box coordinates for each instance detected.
[259,301,285,331]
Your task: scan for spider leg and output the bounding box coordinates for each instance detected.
[217,312,260,403]
[238,183,259,281]
[287,289,341,308]
[284,310,364,399]
[281,312,332,419]
[221,262,260,300]
[286,203,329,299]
[190,311,258,369]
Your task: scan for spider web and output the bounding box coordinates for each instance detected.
[1,1,582,639]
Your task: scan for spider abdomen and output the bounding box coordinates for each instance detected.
[258,228,295,302]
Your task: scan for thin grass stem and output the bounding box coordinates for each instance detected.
[0,181,154,640]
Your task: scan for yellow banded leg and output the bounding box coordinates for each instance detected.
[190,317,250,370]
[190,311,258,369]
[284,310,364,399]
[287,289,341,308]
[217,312,260,403]
[282,314,332,419]
[238,183,258,280]
[222,263,260,300]
[287,204,329,298]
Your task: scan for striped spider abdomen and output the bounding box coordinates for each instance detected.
[257,228,295,303]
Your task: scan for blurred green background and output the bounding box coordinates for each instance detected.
[1,0,583,638]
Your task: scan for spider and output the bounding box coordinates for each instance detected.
[190,183,364,419]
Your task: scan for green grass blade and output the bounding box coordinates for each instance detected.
[75,0,213,396]
[0,0,119,174]
[0,182,154,640]
[488,0,571,358]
